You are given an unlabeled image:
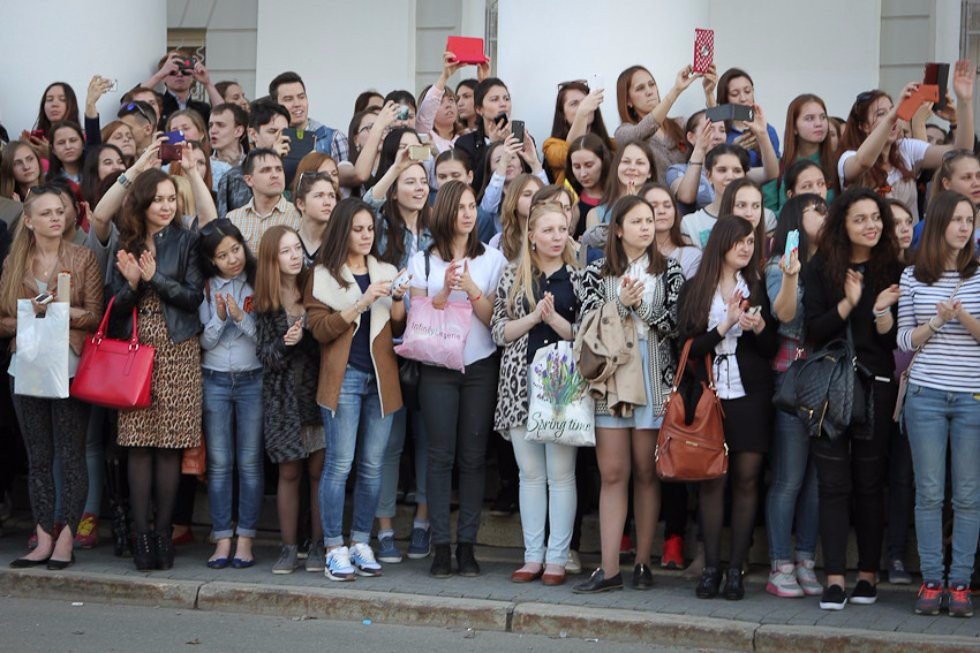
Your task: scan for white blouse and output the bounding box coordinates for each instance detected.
[707,274,749,400]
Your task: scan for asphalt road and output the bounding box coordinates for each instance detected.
[0,597,707,653]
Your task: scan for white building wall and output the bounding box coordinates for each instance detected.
[0,0,166,136]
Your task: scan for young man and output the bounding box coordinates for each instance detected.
[225,148,300,253]
[117,100,157,155]
[269,71,349,163]
[217,101,291,218]
[209,103,247,166]
[143,50,223,125]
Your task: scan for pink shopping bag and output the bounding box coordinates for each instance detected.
[394,296,472,372]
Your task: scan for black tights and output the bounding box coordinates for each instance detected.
[127,447,182,535]
[699,452,763,570]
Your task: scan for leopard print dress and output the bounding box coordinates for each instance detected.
[117,290,202,448]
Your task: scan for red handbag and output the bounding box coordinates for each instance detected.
[71,296,155,409]
[655,339,728,482]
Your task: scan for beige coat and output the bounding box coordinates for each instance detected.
[573,301,645,417]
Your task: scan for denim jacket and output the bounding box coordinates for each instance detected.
[765,258,804,342]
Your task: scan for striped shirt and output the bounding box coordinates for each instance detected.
[897,267,980,392]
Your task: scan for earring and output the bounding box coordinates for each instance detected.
[531,242,537,251]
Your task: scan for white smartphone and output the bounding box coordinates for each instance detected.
[392,271,411,289]
[747,305,762,316]
[591,74,605,92]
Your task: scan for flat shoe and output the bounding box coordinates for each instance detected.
[511,566,544,583]
[10,556,50,568]
[542,569,566,586]
[47,554,75,570]
[231,557,255,569]
[207,557,230,570]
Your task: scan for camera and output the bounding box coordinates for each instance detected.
[175,55,197,76]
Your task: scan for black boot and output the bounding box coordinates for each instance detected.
[455,542,480,577]
[155,532,175,570]
[430,544,452,578]
[723,567,744,600]
[695,567,722,599]
[133,532,157,571]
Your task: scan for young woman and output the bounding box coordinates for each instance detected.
[455,79,479,134]
[198,220,263,569]
[572,195,684,594]
[764,193,828,598]
[254,225,323,574]
[304,198,409,581]
[491,202,583,586]
[717,68,782,167]
[109,169,204,572]
[782,158,829,203]
[46,121,86,185]
[897,191,980,618]
[480,134,547,220]
[544,80,614,184]
[216,81,250,112]
[434,149,474,190]
[614,64,717,181]
[667,111,729,209]
[640,182,702,281]
[769,94,838,211]
[490,173,545,259]
[802,188,904,610]
[28,82,81,156]
[680,144,751,248]
[80,144,127,208]
[584,140,657,230]
[837,62,976,223]
[101,121,138,161]
[166,109,208,144]
[292,152,342,199]
[889,199,914,261]
[914,150,980,248]
[409,180,506,578]
[566,134,612,239]
[455,78,513,191]
[0,141,43,201]
[2,186,102,571]
[416,53,466,153]
[678,216,778,600]
[294,171,339,265]
[719,177,775,263]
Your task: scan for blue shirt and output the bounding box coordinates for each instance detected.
[725,123,781,168]
[199,274,261,372]
[348,273,373,373]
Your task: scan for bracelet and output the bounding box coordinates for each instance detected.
[689,160,703,166]
[392,294,404,302]
[927,317,943,333]
[468,292,482,303]
[356,300,369,314]
[872,307,890,318]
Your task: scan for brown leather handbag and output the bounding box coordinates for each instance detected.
[655,338,728,482]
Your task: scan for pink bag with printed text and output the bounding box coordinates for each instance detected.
[394,296,472,372]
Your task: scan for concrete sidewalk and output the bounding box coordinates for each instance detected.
[0,527,976,652]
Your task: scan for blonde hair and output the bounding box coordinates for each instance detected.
[0,189,66,315]
[170,174,195,217]
[506,202,578,318]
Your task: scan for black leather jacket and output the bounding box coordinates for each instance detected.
[109,224,204,344]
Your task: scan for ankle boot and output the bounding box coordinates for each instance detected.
[455,542,480,577]
[430,544,452,578]
[155,532,175,570]
[723,567,745,600]
[133,532,157,571]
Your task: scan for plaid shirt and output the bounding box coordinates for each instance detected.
[226,195,301,254]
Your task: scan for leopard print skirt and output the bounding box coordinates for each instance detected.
[118,290,202,449]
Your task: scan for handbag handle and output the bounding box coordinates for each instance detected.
[93,296,139,347]
[674,338,715,391]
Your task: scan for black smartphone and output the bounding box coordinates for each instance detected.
[510,120,525,143]
[705,104,754,123]
[493,112,508,128]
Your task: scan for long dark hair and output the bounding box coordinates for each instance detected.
[639,181,684,249]
[379,162,431,266]
[46,120,85,181]
[565,133,611,196]
[316,197,379,289]
[616,66,685,145]
[199,219,258,287]
[781,93,838,189]
[371,127,420,188]
[473,77,509,139]
[914,191,979,284]
[817,187,900,293]
[679,216,760,339]
[34,82,80,135]
[718,177,767,265]
[837,90,914,191]
[80,144,126,207]
[601,195,667,277]
[601,139,656,205]
[118,169,182,256]
[770,193,827,267]
[550,80,613,148]
[429,180,484,261]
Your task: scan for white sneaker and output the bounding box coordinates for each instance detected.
[565,550,582,575]
[350,542,383,577]
[325,546,356,582]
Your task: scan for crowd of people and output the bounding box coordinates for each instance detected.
[0,45,978,618]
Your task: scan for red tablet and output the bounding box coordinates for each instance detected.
[446,36,487,65]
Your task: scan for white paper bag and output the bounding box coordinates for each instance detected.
[525,342,595,447]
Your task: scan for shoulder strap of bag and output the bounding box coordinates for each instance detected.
[906,277,965,373]
[93,296,139,345]
[674,338,715,390]
[423,250,430,297]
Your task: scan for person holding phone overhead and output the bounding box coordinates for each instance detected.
[717,68,782,169]
[543,79,615,185]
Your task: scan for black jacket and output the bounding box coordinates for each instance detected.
[109,224,204,344]
[160,91,211,129]
[454,130,489,192]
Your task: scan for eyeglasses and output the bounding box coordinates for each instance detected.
[121,102,156,126]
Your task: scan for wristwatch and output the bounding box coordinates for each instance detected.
[117,174,132,189]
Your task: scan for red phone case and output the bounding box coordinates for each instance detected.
[446,36,486,65]
[693,28,714,74]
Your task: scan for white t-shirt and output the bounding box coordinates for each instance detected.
[838,138,930,223]
[665,245,702,280]
[409,246,507,366]
[680,208,717,250]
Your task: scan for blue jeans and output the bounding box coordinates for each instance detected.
[376,405,428,519]
[904,383,980,583]
[203,369,265,539]
[320,366,393,547]
[765,406,819,562]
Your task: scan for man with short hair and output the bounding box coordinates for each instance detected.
[209,103,247,167]
[143,50,222,125]
[225,148,300,253]
[121,86,165,129]
[269,71,349,163]
[117,100,157,155]
[216,101,291,218]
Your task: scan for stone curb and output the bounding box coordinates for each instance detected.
[754,624,980,653]
[197,581,512,631]
[511,601,757,650]
[0,568,200,609]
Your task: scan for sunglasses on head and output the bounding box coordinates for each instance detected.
[855,90,877,104]
[557,79,588,90]
[122,102,156,126]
